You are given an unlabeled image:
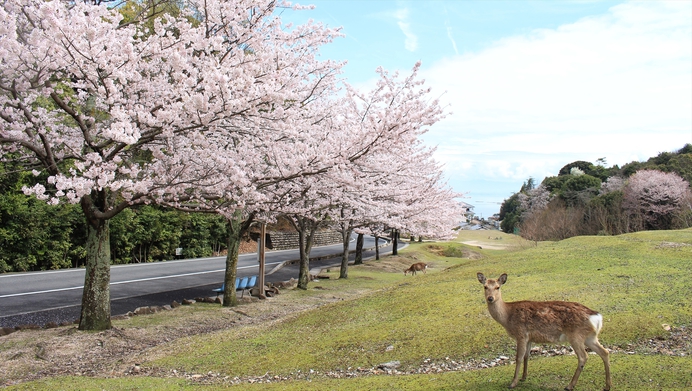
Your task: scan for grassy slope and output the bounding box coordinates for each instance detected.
[7,229,692,390]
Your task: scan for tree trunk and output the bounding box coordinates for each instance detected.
[78,219,112,331]
[339,228,352,279]
[392,229,399,256]
[375,235,380,260]
[297,228,308,289]
[222,211,254,307]
[354,233,364,265]
[297,222,316,290]
[222,216,241,307]
[222,233,240,307]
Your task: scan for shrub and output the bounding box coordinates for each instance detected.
[519,198,585,241]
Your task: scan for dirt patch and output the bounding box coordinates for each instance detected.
[461,240,510,251]
[426,245,444,255]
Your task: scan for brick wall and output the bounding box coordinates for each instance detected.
[268,230,343,251]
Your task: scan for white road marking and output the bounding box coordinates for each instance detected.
[0,263,280,299]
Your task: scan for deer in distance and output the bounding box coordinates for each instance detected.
[477,273,611,391]
[404,262,427,276]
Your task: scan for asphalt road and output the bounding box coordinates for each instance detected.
[0,235,401,328]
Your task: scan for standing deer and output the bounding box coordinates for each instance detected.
[477,273,611,391]
[404,262,427,276]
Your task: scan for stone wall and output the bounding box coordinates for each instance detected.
[268,230,342,251]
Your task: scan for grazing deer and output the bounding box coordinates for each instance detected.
[477,273,611,391]
[404,262,427,276]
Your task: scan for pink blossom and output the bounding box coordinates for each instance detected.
[623,170,692,228]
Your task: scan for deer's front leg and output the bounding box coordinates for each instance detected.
[521,341,531,381]
[510,338,528,388]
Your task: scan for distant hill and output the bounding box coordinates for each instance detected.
[499,144,692,238]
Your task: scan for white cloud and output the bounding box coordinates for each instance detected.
[422,1,692,210]
[394,8,418,52]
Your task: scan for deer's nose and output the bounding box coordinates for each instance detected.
[487,296,494,303]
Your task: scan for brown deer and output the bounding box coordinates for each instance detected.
[477,273,611,391]
[404,262,427,275]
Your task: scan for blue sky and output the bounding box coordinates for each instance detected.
[281,1,692,218]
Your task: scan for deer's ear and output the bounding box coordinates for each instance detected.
[477,273,486,284]
[498,273,508,285]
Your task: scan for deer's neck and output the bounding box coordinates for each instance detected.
[487,298,509,325]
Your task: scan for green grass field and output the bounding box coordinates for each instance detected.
[6,229,692,390]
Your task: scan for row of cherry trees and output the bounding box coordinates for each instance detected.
[0,0,463,330]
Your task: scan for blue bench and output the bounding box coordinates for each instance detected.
[212,278,239,297]
[212,275,258,298]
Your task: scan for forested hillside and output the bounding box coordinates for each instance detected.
[500,144,692,240]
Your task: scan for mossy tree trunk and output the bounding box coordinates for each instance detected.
[222,210,254,307]
[78,194,113,331]
[296,218,317,290]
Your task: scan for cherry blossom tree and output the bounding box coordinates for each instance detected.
[205,110,345,302]
[267,63,461,285]
[328,152,461,279]
[260,95,359,289]
[325,63,459,279]
[122,0,345,306]
[1,0,169,330]
[344,145,463,261]
[623,170,692,230]
[0,0,342,327]
[600,176,626,195]
[518,184,551,221]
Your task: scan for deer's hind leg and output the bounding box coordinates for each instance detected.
[585,336,611,391]
[566,336,588,391]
